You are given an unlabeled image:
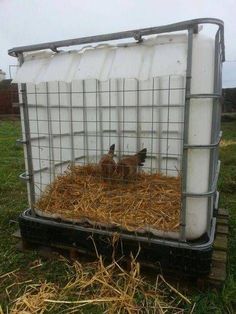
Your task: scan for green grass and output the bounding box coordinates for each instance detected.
[0,121,70,311]
[0,119,236,313]
[189,121,236,314]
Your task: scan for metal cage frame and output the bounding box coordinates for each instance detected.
[9,18,225,249]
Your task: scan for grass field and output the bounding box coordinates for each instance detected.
[0,119,235,313]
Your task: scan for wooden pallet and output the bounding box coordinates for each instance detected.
[13,208,229,288]
[206,208,229,287]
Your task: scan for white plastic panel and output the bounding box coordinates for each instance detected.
[14,34,188,83]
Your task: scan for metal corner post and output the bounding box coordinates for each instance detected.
[180,23,224,241]
[18,53,36,215]
[180,27,194,242]
[206,28,223,233]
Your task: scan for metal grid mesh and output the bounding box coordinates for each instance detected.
[19,76,185,201]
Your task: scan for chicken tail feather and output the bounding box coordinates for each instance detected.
[109,144,115,155]
[137,148,147,166]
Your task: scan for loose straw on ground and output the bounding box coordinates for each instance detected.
[10,256,190,314]
[10,282,57,314]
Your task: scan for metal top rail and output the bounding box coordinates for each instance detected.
[8,18,225,61]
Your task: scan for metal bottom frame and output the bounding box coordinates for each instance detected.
[19,209,216,276]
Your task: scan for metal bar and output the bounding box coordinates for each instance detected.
[136,79,141,152]
[165,76,171,176]
[74,131,85,135]
[183,131,222,148]
[9,64,19,79]
[19,172,30,182]
[21,151,181,159]
[14,118,184,124]
[16,136,47,144]
[21,133,184,142]
[46,82,55,182]
[214,191,219,210]
[213,30,222,177]
[55,160,72,167]
[206,29,221,235]
[16,138,27,145]
[157,78,162,173]
[108,79,111,148]
[179,76,185,178]
[180,28,194,242]
[22,87,186,95]
[161,156,179,160]
[22,103,185,109]
[97,80,104,156]
[184,190,216,197]
[122,79,125,156]
[17,133,80,141]
[8,18,225,61]
[82,80,89,163]
[150,78,154,173]
[183,160,220,197]
[68,83,75,164]
[58,81,63,174]
[74,156,86,161]
[19,167,49,181]
[20,166,181,182]
[116,79,122,160]
[23,209,217,250]
[186,93,221,99]
[19,157,83,181]
[18,53,36,214]
[12,102,22,108]
[34,84,43,201]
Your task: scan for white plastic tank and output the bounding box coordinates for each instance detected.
[13,27,219,241]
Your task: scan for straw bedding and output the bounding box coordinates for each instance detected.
[36,164,181,233]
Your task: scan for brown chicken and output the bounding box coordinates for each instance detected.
[99,144,116,179]
[116,148,147,179]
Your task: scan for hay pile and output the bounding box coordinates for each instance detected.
[36,164,181,233]
[10,282,57,314]
[9,256,191,313]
